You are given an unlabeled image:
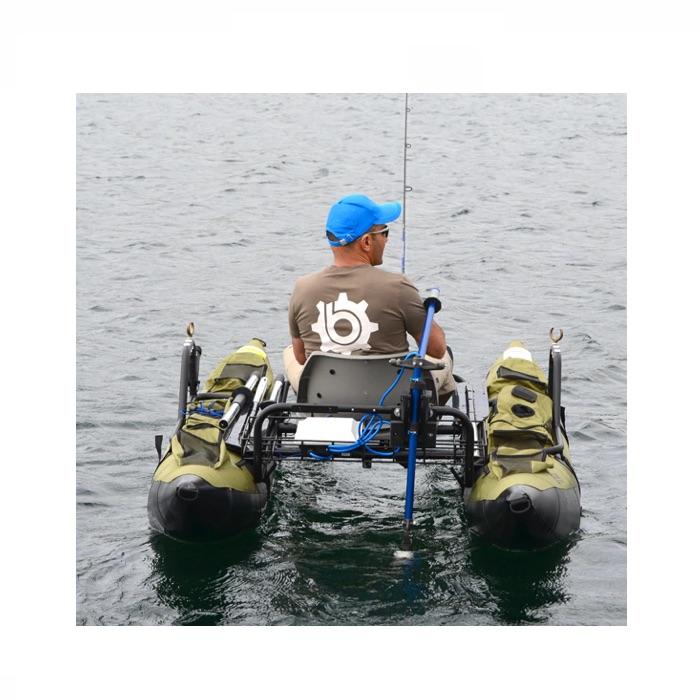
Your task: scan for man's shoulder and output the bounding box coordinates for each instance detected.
[293,268,329,289]
[322,265,407,285]
[368,267,418,291]
[292,265,417,290]
[369,267,411,282]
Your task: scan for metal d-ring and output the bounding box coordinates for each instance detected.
[186,321,195,337]
[549,328,564,343]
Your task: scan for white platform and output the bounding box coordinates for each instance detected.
[293,417,360,444]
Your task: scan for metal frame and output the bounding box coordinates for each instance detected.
[244,399,479,485]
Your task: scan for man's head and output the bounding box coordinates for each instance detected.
[325,194,401,266]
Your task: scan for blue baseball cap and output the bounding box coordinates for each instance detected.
[326,194,402,247]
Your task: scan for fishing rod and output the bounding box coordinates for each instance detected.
[401,93,412,274]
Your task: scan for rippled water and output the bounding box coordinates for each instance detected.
[76,93,626,625]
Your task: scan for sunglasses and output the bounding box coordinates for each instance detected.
[369,226,389,239]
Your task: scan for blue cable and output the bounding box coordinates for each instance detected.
[188,402,225,418]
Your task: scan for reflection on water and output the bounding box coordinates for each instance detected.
[148,532,262,625]
[467,538,576,624]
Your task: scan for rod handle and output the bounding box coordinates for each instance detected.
[423,287,442,313]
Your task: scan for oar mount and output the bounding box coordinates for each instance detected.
[549,327,563,343]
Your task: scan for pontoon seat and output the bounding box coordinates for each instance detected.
[296,352,437,405]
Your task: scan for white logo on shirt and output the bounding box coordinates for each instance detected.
[311,292,379,354]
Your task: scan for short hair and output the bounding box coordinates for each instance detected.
[326,230,365,247]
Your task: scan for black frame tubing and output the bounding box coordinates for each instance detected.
[431,405,475,485]
[251,401,475,483]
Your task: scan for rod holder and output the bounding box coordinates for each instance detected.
[219,373,260,434]
[267,376,284,404]
[252,375,268,405]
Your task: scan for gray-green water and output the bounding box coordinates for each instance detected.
[76,93,626,625]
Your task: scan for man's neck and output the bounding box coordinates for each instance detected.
[330,250,373,267]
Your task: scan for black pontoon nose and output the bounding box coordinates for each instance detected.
[148,475,266,541]
[474,484,565,551]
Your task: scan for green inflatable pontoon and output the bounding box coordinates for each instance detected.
[463,339,581,549]
[148,334,280,540]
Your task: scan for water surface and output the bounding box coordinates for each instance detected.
[77,93,626,625]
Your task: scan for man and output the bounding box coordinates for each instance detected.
[284,193,455,400]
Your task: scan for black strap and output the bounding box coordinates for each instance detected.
[512,385,538,403]
[155,434,163,461]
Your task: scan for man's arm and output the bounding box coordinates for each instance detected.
[399,276,447,359]
[411,320,447,359]
[288,282,306,365]
[292,336,306,365]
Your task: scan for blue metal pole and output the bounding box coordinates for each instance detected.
[403,300,438,526]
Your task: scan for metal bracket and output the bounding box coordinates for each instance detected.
[549,328,564,343]
[389,357,445,371]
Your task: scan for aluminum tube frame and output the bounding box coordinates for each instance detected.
[403,300,438,526]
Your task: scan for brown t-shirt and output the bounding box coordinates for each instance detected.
[288,265,427,358]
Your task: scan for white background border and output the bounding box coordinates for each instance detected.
[6,1,699,697]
